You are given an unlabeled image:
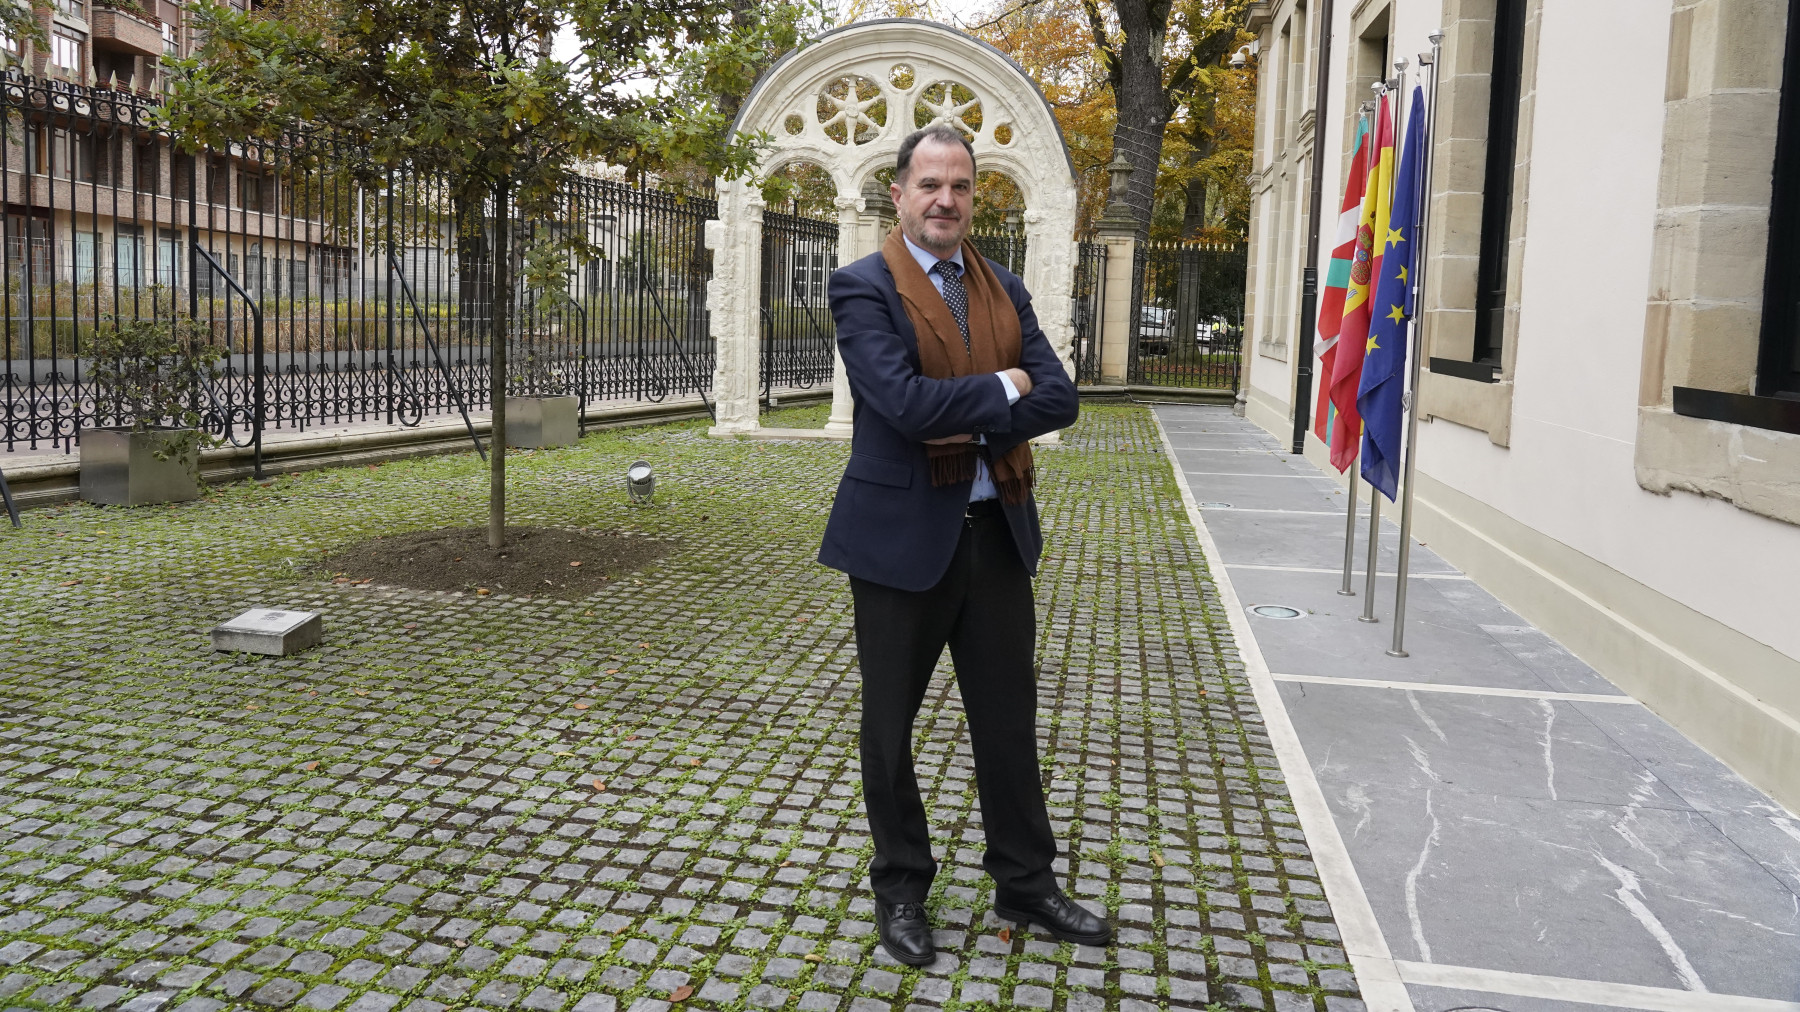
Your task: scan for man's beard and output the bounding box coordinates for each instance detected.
[900,206,968,252]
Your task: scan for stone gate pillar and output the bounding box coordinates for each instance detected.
[707,180,764,435]
[1093,156,1139,386]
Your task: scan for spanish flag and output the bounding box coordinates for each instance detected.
[1326,91,1396,475]
[1313,114,1371,445]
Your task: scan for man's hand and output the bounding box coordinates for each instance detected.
[1004,368,1034,397]
[924,433,974,444]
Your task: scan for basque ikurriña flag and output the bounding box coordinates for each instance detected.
[1325,91,1396,474]
[1313,114,1371,445]
[1356,86,1427,501]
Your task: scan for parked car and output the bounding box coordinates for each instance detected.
[1138,306,1173,355]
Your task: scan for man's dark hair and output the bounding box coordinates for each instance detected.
[895,125,976,185]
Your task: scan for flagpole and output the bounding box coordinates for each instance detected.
[1358,491,1381,621]
[1358,72,1400,625]
[1335,97,1377,597]
[1338,466,1359,596]
[1388,33,1445,658]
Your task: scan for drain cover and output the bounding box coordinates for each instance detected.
[1198,502,1233,509]
[1250,604,1303,619]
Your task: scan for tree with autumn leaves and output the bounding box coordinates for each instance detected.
[962,0,1253,240]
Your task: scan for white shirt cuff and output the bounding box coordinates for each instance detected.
[995,371,1021,405]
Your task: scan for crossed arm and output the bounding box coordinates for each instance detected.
[829,267,1079,447]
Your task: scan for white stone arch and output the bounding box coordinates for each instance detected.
[705,18,1081,434]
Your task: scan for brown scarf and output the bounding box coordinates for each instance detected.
[881,227,1035,505]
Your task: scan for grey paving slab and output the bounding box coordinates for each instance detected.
[1574,702,1793,817]
[1404,984,1641,1012]
[1316,778,1800,997]
[1229,568,1554,689]
[1187,474,1348,512]
[1179,450,1321,477]
[1201,509,1459,574]
[1278,682,1684,811]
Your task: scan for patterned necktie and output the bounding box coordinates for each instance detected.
[933,259,971,353]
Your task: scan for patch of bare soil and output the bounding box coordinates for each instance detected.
[320,526,674,599]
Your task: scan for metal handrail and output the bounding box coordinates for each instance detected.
[643,282,715,423]
[387,252,487,461]
[191,242,264,479]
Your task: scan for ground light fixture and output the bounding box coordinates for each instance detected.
[1250,604,1304,620]
[627,460,655,504]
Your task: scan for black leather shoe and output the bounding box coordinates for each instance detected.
[875,901,935,966]
[995,890,1113,946]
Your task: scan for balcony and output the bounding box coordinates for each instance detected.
[90,4,163,59]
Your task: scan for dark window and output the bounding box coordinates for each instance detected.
[1758,0,1800,399]
[208,157,230,204]
[1471,0,1526,368]
[135,141,160,194]
[173,153,194,198]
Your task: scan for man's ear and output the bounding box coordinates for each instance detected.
[890,181,903,207]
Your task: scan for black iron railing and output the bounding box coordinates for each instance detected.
[1074,240,1106,383]
[1128,240,1247,390]
[759,209,837,405]
[0,71,722,453]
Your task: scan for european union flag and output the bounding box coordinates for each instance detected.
[1356,86,1426,501]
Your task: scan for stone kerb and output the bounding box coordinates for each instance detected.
[708,18,1081,437]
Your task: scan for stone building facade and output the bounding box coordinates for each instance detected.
[1240,0,1800,808]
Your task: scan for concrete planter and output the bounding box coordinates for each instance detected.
[79,427,201,506]
[505,395,580,448]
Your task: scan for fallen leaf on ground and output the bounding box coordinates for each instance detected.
[303,762,318,771]
[573,702,590,710]
[403,623,418,630]
[428,758,443,766]
[592,778,607,791]
[569,561,582,567]
[604,669,619,675]
[998,927,1011,943]
[626,735,638,741]
[58,580,79,587]
[452,939,466,948]
[476,588,491,596]
[354,690,368,696]
[555,751,575,757]
[669,984,694,1002]
[688,758,701,766]
[1151,851,1165,867]
[803,954,822,963]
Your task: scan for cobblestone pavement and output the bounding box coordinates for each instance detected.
[0,404,1365,1012]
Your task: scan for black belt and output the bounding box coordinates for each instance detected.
[964,499,1004,522]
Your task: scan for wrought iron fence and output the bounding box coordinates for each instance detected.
[0,72,718,454]
[968,229,1027,277]
[1128,240,1247,389]
[759,208,836,404]
[1073,240,1106,383]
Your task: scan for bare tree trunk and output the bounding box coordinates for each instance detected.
[488,181,512,550]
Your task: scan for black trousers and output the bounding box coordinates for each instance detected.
[849,505,1058,905]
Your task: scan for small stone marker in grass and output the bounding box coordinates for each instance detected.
[211,608,323,656]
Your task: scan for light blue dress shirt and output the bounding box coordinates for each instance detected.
[901,235,1022,502]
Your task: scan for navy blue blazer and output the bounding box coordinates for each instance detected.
[817,248,1080,592]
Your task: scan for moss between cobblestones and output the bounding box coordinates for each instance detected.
[0,403,1362,1012]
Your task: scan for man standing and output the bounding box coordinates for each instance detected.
[819,124,1111,966]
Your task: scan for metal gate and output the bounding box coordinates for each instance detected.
[759,209,837,404]
[1129,240,1247,389]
